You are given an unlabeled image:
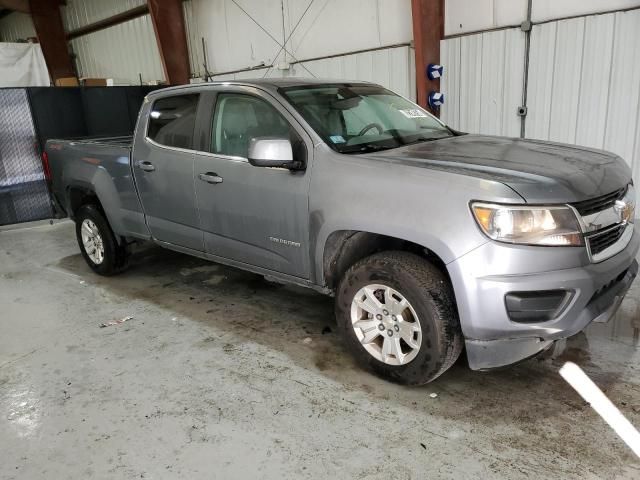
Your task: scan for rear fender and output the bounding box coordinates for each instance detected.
[66,170,126,240]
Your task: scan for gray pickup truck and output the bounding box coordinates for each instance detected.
[45,79,638,385]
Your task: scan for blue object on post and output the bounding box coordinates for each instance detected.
[428,91,445,109]
[427,64,444,80]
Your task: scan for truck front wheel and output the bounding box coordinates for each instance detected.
[335,251,463,385]
[75,204,128,276]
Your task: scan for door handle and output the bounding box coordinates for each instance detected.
[198,172,223,184]
[136,161,155,172]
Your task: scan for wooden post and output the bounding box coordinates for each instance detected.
[411,0,444,115]
[29,0,75,83]
[147,0,191,85]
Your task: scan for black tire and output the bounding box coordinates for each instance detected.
[335,251,463,385]
[75,204,129,276]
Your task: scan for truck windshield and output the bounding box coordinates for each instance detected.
[280,84,452,154]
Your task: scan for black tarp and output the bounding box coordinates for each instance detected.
[0,86,161,225]
[27,85,161,150]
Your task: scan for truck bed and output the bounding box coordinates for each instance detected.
[54,135,133,149]
[45,135,150,240]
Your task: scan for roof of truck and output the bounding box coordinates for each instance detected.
[147,77,376,97]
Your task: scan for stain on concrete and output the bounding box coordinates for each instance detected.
[1,221,639,479]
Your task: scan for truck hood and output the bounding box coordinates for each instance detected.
[370,134,631,203]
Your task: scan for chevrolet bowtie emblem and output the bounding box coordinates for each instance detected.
[614,199,635,224]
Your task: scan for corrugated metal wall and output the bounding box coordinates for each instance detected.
[444,0,640,35]
[210,45,416,101]
[1,0,414,91]
[296,47,416,101]
[61,0,164,84]
[61,0,147,31]
[182,0,203,80]
[0,12,36,42]
[441,6,640,207]
[440,28,524,136]
[185,0,413,75]
[527,9,640,205]
[69,15,164,84]
[185,0,414,98]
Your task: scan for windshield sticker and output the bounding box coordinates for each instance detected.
[399,108,428,118]
[330,135,346,144]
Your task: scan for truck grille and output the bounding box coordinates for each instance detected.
[587,224,626,256]
[572,187,626,216]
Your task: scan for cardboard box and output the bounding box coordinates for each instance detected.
[81,78,114,87]
[54,77,79,87]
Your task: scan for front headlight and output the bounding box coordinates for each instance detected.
[471,202,583,246]
[619,184,636,224]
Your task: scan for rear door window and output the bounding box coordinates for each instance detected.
[147,94,199,149]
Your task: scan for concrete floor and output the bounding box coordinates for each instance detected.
[1,220,639,479]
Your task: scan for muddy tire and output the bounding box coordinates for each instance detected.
[75,204,128,276]
[335,251,463,385]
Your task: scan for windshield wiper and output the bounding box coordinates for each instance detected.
[342,134,451,154]
[402,135,451,146]
[342,143,394,154]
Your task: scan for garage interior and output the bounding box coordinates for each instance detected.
[1,1,639,479]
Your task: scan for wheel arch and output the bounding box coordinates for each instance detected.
[321,230,451,291]
[67,183,104,219]
[66,180,125,245]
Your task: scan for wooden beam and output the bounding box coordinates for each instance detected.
[30,0,75,82]
[147,0,190,85]
[411,0,444,115]
[66,5,149,40]
[0,0,30,13]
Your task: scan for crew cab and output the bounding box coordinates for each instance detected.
[45,79,638,384]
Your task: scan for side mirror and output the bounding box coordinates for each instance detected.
[248,137,301,169]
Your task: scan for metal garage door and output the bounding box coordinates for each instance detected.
[0,88,52,226]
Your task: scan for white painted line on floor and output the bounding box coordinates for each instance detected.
[560,361,640,458]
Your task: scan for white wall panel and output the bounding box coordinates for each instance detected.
[0,12,36,42]
[445,0,527,36]
[457,35,481,133]
[532,0,640,23]
[440,37,460,127]
[183,0,204,78]
[299,46,415,100]
[548,19,584,144]
[70,14,164,84]
[285,0,413,60]
[444,0,640,35]
[440,28,524,137]
[526,10,640,207]
[186,0,412,76]
[61,0,147,32]
[525,21,555,140]
[604,10,640,171]
[211,46,416,101]
[574,14,615,150]
[187,0,285,74]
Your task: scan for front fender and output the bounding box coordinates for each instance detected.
[309,146,522,286]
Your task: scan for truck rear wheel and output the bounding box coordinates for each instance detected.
[335,251,462,385]
[75,204,128,276]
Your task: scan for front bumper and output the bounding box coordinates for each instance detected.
[448,226,639,370]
